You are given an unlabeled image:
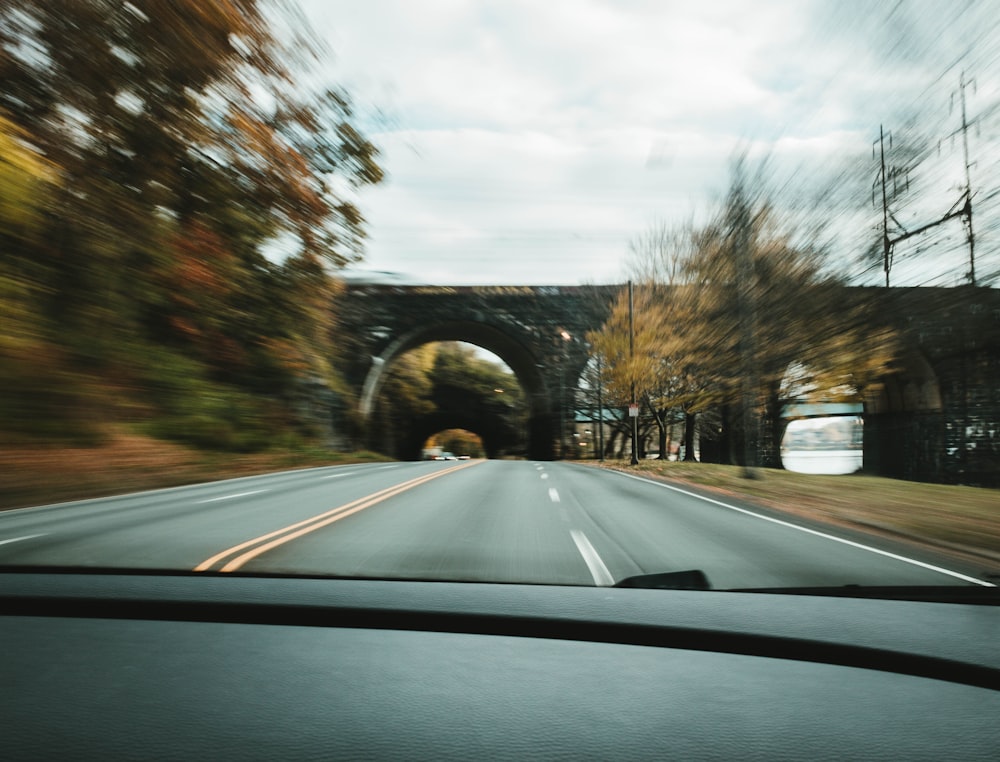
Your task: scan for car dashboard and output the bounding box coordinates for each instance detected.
[2,571,999,760]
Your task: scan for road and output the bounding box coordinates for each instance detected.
[0,459,992,588]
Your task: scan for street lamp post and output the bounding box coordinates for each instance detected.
[629,281,639,465]
[596,353,605,462]
[558,329,571,459]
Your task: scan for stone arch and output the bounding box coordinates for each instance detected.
[862,349,944,481]
[359,320,557,459]
[864,349,943,414]
[406,413,512,461]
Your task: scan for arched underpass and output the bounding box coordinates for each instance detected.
[361,321,564,460]
[863,349,945,481]
[403,406,520,461]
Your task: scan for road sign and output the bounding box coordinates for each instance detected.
[628,404,639,417]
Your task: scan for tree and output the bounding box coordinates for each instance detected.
[0,1,382,443]
[590,161,899,470]
[588,226,725,462]
[628,223,727,461]
[428,429,485,458]
[680,160,898,469]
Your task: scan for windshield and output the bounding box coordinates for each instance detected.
[0,0,997,594]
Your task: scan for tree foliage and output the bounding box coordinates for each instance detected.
[0,0,382,445]
[589,161,899,468]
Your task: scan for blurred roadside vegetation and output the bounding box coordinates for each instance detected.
[0,428,390,510]
[0,2,381,452]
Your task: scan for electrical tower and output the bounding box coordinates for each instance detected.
[874,72,978,286]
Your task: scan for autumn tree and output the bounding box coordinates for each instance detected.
[683,161,898,469]
[590,161,898,470]
[587,225,725,462]
[427,429,485,458]
[0,1,381,445]
[628,223,725,460]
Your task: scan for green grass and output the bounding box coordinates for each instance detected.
[592,460,1000,561]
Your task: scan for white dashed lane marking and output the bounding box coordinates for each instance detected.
[570,530,615,586]
[197,489,268,504]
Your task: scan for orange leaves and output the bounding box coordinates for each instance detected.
[169,221,235,297]
[260,336,310,376]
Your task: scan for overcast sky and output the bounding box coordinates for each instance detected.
[299,0,1000,287]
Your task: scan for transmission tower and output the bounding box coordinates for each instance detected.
[873,73,978,286]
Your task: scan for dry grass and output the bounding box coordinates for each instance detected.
[591,460,1000,563]
[0,429,390,510]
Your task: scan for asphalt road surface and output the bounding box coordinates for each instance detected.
[0,460,992,588]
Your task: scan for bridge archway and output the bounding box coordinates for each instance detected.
[339,284,619,461]
[361,321,555,459]
[862,349,944,481]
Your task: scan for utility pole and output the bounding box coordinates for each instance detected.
[957,70,976,285]
[955,71,975,475]
[735,199,758,479]
[732,167,758,479]
[558,329,571,459]
[597,354,605,462]
[877,125,892,287]
[629,280,639,465]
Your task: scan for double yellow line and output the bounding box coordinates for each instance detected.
[194,461,480,573]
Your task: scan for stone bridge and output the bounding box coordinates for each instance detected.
[333,283,1000,485]
[337,284,617,461]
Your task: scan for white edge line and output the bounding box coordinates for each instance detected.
[197,489,268,504]
[0,533,47,547]
[571,529,615,587]
[611,470,995,587]
[548,488,560,503]
[321,472,356,479]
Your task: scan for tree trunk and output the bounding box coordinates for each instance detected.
[720,402,743,466]
[760,383,787,469]
[683,411,698,461]
[609,429,623,458]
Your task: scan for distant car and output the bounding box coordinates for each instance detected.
[457,454,471,460]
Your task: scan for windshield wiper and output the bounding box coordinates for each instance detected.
[614,569,712,590]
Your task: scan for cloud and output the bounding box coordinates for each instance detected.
[302,0,1000,286]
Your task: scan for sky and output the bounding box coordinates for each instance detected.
[299,0,1000,287]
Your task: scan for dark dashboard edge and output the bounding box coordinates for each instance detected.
[3,591,999,692]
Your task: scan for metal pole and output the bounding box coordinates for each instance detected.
[629,280,639,465]
[959,71,976,286]
[560,362,566,459]
[597,354,605,461]
[735,185,758,479]
[878,124,891,287]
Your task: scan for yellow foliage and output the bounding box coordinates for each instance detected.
[0,114,57,236]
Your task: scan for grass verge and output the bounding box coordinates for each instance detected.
[590,460,1000,567]
[0,428,391,510]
